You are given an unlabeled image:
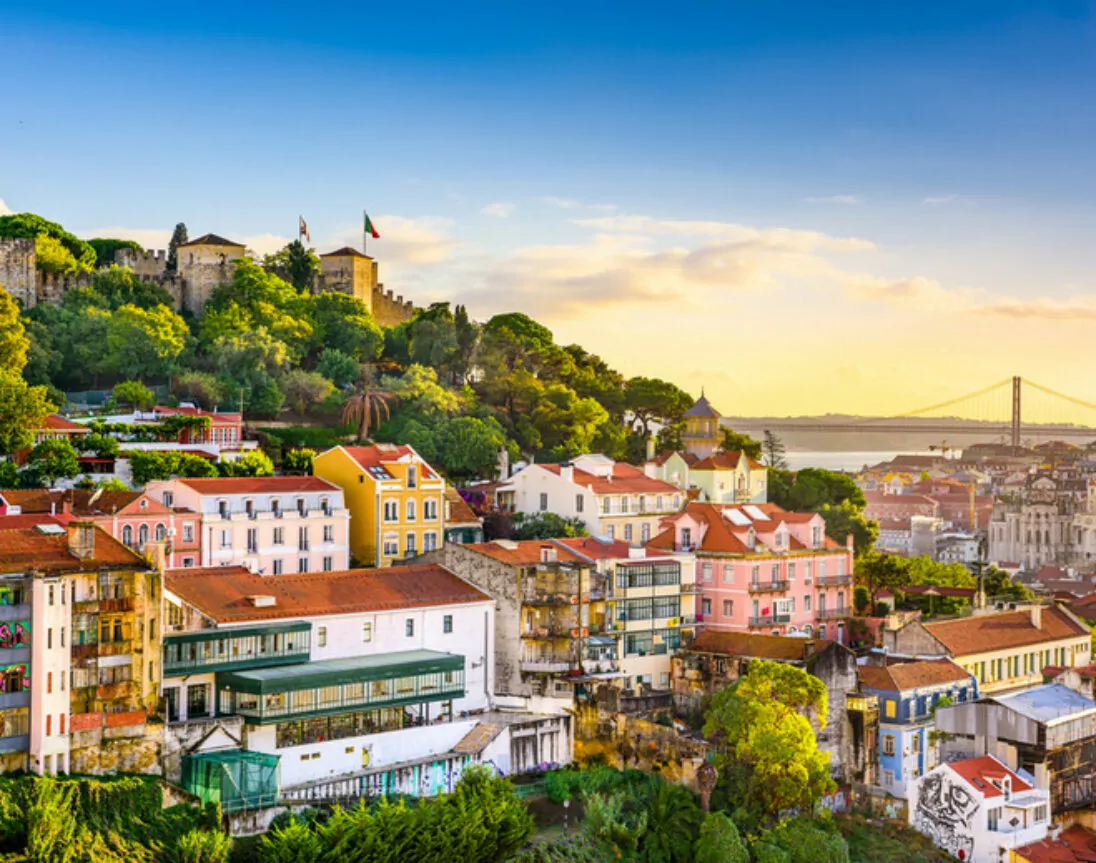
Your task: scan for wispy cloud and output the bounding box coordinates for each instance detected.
[79,226,172,249]
[922,194,958,205]
[481,201,515,219]
[0,199,12,216]
[240,233,292,256]
[804,195,863,205]
[325,215,458,266]
[541,196,616,212]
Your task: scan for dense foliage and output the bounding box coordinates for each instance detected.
[768,467,878,555]
[256,766,533,863]
[0,774,229,862]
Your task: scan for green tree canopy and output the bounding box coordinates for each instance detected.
[0,287,30,375]
[0,213,96,271]
[25,439,81,487]
[264,239,319,291]
[166,223,188,273]
[0,369,56,455]
[720,428,763,461]
[625,377,693,438]
[703,660,834,831]
[86,238,144,267]
[105,304,189,381]
[511,511,589,540]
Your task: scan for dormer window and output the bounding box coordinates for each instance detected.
[162,491,174,508]
[812,526,823,548]
[407,466,417,489]
[747,528,755,549]
[540,546,557,563]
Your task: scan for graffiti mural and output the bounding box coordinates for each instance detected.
[0,621,30,650]
[0,664,29,694]
[913,770,979,862]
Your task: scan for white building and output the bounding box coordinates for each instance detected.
[162,562,499,788]
[909,755,1050,863]
[498,454,683,542]
[146,476,350,574]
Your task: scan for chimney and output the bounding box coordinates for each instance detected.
[560,463,574,483]
[1030,604,1042,630]
[67,522,96,560]
[645,437,656,462]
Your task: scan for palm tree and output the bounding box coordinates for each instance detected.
[341,367,393,443]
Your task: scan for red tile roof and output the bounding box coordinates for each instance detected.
[461,540,586,567]
[41,414,89,432]
[1013,825,1096,863]
[857,658,972,692]
[337,445,438,479]
[946,755,1033,799]
[924,606,1089,656]
[687,630,834,661]
[648,450,698,467]
[647,502,841,555]
[553,536,672,561]
[164,563,492,622]
[0,524,147,574]
[0,514,66,530]
[692,451,764,471]
[0,489,61,513]
[177,233,244,248]
[539,462,679,495]
[445,488,481,526]
[176,476,340,495]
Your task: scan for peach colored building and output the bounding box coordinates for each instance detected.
[144,477,349,575]
[649,502,855,644]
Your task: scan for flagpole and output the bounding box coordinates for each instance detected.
[363,208,367,256]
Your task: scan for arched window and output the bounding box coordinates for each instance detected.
[155,523,167,541]
[121,525,133,546]
[406,500,416,522]
[137,524,150,550]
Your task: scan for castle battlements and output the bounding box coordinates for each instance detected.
[0,234,417,325]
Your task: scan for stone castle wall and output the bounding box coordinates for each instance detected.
[0,236,419,324]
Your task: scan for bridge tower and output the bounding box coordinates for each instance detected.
[1011,376,1022,452]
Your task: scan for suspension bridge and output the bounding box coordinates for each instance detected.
[729,377,1096,447]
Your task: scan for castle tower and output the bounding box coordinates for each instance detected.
[319,247,377,310]
[682,392,722,459]
[0,238,39,307]
[175,233,246,315]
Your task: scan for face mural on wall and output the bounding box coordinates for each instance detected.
[914,770,980,861]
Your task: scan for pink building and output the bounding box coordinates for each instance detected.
[144,477,350,574]
[649,502,855,644]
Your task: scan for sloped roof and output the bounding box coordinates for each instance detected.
[176,477,340,495]
[647,502,839,556]
[539,462,679,496]
[686,630,832,661]
[320,246,370,258]
[924,606,1089,656]
[335,445,439,480]
[692,451,765,471]
[0,489,61,513]
[683,395,720,418]
[460,540,585,567]
[947,755,1033,799]
[0,524,147,574]
[452,722,503,754]
[648,450,698,467]
[857,658,972,692]
[41,414,89,432]
[177,233,244,248]
[553,536,672,561]
[165,563,492,623]
[1012,825,1096,863]
[445,488,481,526]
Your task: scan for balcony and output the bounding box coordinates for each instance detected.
[816,608,849,621]
[98,639,134,658]
[679,583,703,594]
[815,575,853,588]
[521,589,577,607]
[749,580,789,594]
[521,624,574,640]
[846,694,879,713]
[749,614,791,627]
[521,659,572,673]
[164,622,311,676]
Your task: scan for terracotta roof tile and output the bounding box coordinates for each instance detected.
[947,755,1033,798]
[857,658,972,692]
[445,488,481,526]
[176,476,340,495]
[692,451,765,471]
[924,606,1088,656]
[165,563,492,623]
[337,445,438,480]
[539,462,680,496]
[461,540,586,567]
[1012,825,1096,863]
[0,489,61,513]
[41,414,89,432]
[0,524,147,574]
[320,246,370,258]
[553,536,673,561]
[686,630,833,661]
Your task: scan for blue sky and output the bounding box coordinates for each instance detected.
[3,2,1096,416]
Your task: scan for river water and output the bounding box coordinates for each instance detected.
[783,451,935,472]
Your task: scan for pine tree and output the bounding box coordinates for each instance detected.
[166,222,188,273]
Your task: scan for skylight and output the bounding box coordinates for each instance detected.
[724,509,751,527]
[744,505,769,521]
[35,524,65,535]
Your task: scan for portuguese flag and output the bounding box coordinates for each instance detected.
[364,213,380,239]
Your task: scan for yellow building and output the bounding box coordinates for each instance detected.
[313,444,446,567]
[682,393,721,460]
